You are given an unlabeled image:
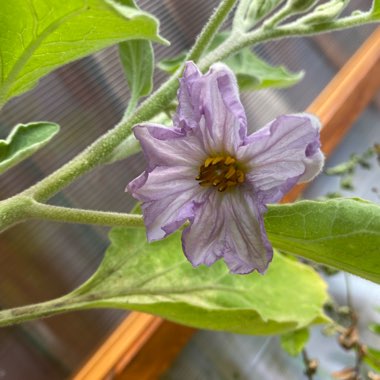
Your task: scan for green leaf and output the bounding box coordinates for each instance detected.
[265,198,380,284]
[372,0,380,18]
[158,34,303,91]
[364,347,380,372]
[224,48,304,91]
[280,327,310,356]
[369,323,380,335]
[119,39,154,110]
[60,228,329,335]
[157,52,187,74]
[0,0,168,108]
[0,122,59,174]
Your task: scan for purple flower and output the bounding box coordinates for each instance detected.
[127,61,324,274]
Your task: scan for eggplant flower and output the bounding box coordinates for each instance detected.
[127,61,324,274]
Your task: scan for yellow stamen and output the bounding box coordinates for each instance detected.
[236,170,245,183]
[204,157,214,168]
[225,166,236,179]
[196,155,245,192]
[212,156,223,165]
[224,156,236,165]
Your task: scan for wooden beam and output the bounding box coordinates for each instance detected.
[72,27,380,380]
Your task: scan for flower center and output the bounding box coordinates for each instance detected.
[196,155,245,192]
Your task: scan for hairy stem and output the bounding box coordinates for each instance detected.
[198,12,377,70]
[0,297,80,327]
[28,202,144,228]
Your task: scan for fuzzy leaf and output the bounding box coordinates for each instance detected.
[0,230,329,330]
[280,327,310,356]
[55,228,329,335]
[0,0,168,107]
[224,48,304,91]
[0,122,59,174]
[119,39,154,104]
[157,53,187,74]
[158,48,303,91]
[265,198,380,284]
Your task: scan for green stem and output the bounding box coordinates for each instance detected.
[198,12,377,70]
[123,94,139,121]
[186,0,239,62]
[28,201,144,228]
[263,4,293,29]
[0,297,80,327]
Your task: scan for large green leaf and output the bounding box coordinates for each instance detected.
[0,227,328,330]
[59,228,328,335]
[0,122,59,174]
[265,198,380,284]
[0,0,168,107]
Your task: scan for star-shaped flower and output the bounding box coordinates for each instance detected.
[127,61,324,274]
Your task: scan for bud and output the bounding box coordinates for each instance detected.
[286,0,318,12]
[297,0,347,25]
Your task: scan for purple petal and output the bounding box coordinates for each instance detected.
[181,191,226,267]
[127,166,203,241]
[133,123,206,170]
[175,61,247,154]
[222,191,273,274]
[238,113,324,203]
[174,61,202,130]
[182,189,273,274]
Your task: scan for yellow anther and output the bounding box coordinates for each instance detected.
[212,156,223,165]
[204,157,214,168]
[225,166,236,179]
[197,155,245,191]
[236,170,245,183]
[224,156,236,165]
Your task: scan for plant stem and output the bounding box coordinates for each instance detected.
[186,0,239,63]
[198,12,377,70]
[0,297,79,327]
[28,202,144,228]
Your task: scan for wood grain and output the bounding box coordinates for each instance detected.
[72,27,380,380]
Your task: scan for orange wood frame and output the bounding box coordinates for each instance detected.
[73,27,380,380]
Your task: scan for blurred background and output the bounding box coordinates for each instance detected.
[0,0,379,379]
